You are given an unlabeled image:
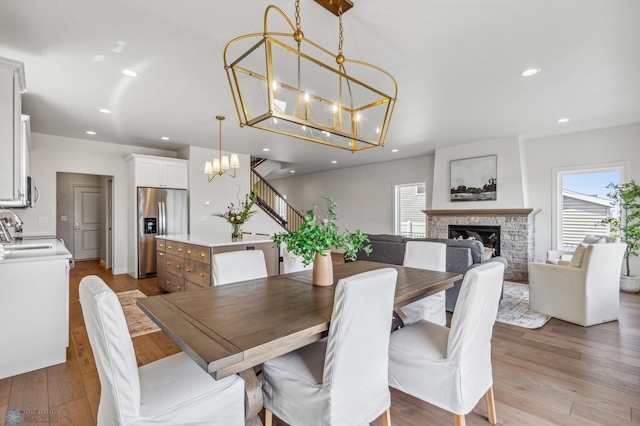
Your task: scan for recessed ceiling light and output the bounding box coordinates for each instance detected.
[391,149,398,153]
[290,170,296,173]
[558,118,570,123]
[521,68,540,77]
[331,160,337,164]
[122,69,138,77]
[99,108,111,114]
[86,131,96,135]
[161,136,170,141]
[263,148,270,152]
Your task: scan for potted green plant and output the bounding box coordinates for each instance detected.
[602,180,640,293]
[273,196,372,286]
[214,189,258,240]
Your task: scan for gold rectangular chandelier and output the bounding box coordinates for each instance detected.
[223,0,397,152]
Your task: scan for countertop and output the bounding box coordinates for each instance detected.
[156,233,274,247]
[0,238,72,263]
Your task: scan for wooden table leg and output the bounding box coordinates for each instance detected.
[238,368,264,426]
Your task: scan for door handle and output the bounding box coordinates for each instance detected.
[74,222,80,232]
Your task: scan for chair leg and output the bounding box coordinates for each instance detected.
[485,386,497,424]
[264,409,273,426]
[380,408,391,426]
[453,414,466,426]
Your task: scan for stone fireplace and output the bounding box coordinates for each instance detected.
[424,209,540,281]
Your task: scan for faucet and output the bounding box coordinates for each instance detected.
[0,209,24,239]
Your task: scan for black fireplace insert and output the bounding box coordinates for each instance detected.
[448,225,501,257]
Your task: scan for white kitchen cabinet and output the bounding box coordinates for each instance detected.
[130,154,189,189]
[0,239,72,379]
[0,57,28,207]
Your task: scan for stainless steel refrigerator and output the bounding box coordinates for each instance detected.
[137,187,188,278]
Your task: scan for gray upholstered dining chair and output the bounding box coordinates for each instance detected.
[388,262,505,426]
[397,240,447,326]
[79,275,245,425]
[261,268,398,426]
[212,249,268,285]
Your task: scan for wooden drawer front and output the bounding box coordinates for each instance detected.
[184,259,210,288]
[156,239,167,252]
[184,281,207,291]
[164,253,185,278]
[184,244,210,264]
[157,251,166,275]
[162,273,185,292]
[165,241,185,257]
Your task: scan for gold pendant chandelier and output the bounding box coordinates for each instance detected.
[223,0,397,152]
[204,116,240,181]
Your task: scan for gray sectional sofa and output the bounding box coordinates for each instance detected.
[354,234,507,312]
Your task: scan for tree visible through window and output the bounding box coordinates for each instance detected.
[395,183,426,237]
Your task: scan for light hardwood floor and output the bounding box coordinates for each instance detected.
[1,260,638,425]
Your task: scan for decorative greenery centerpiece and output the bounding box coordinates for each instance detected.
[602,180,640,292]
[273,196,372,285]
[216,189,258,239]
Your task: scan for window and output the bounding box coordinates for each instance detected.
[395,183,426,237]
[556,169,621,249]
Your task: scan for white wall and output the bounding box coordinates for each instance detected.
[21,133,177,274]
[432,136,526,209]
[272,123,640,277]
[522,123,640,271]
[185,146,284,237]
[271,155,435,234]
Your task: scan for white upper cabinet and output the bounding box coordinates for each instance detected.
[0,57,28,207]
[130,154,189,189]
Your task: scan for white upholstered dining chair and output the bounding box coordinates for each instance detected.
[388,262,505,426]
[78,275,245,425]
[397,240,447,326]
[212,249,268,285]
[261,268,398,426]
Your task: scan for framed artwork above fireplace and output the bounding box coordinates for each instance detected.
[450,155,497,202]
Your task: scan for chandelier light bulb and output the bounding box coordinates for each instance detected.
[230,154,240,168]
[221,156,230,170]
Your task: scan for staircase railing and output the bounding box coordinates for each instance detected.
[250,163,304,232]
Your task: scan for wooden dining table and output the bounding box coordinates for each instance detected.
[137,260,462,423]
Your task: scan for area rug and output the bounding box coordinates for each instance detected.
[116,290,161,337]
[496,281,551,329]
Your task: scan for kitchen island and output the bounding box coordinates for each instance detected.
[156,234,279,292]
[0,238,72,379]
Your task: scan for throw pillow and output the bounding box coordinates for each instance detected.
[465,230,483,242]
[570,243,589,268]
[582,235,605,244]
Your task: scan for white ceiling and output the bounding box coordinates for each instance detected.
[1,0,639,178]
